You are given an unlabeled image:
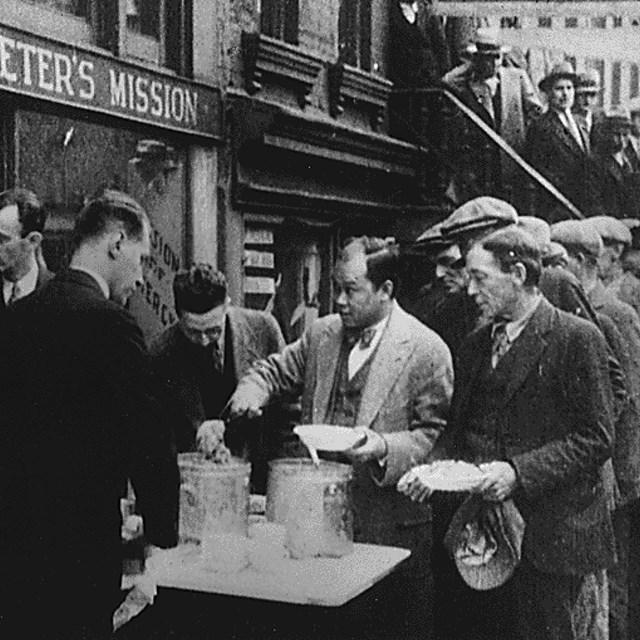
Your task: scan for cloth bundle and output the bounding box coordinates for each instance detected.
[444,495,525,590]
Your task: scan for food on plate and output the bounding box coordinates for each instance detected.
[398,460,486,493]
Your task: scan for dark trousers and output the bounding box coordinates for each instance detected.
[431,493,609,640]
[610,505,631,640]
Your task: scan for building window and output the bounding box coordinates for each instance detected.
[260,0,299,44]
[612,61,622,106]
[565,17,578,28]
[500,17,521,30]
[592,17,607,29]
[613,16,623,28]
[338,0,372,71]
[126,0,161,38]
[24,0,89,15]
[631,64,639,99]
[538,16,552,29]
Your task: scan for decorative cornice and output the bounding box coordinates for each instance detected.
[242,32,323,108]
[328,63,393,129]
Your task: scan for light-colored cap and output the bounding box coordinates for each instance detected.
[518,216,551,252]
[587,216,633,246]
[550,220,604,258]
[575,69,602,95]
[441,197,518,238]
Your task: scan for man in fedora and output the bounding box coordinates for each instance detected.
[573,69,603,143]
[443,28,542,157]
[401,226,616,640]
[526,61,602,217]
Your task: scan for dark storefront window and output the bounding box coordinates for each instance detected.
[15,109,187,342]
[338,0,372,71]
[244,222,334,343]
[260,0,299,44]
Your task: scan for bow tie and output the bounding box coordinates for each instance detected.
[344,327,377,350]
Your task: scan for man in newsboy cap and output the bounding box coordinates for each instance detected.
[440,197,599,324]
[573,69,603,143]
[589,215,640,319]
[401,224,616,640]
[552,219,640,640]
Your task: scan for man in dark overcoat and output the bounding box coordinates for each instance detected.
[1,190,179,639]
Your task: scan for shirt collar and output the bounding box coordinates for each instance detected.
[494,294,542,343]
[69,265,110,299]
[3,254,39,299]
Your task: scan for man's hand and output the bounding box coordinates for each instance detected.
[196,420,226,457]
[342,427,386,463]
[397,468,434,503]
[228,386,265,419]
[476,461,518,502]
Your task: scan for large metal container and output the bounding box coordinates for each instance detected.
[178,453,251,545]
[265,458,354,558]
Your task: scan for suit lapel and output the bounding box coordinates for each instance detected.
[357,304,414,428]
[227,307,251,382]
[549,112,585,156]
[493,299,555,409]
[311,321,342,423]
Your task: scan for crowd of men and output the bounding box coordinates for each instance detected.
[1,180,640,639]
[441,30,640,221]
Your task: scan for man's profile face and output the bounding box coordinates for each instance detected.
[112,223,150,305]
[178,304,227,348]
[575,92,597,112]
[333,253,389,329]
[0,204,38,282]
[598,245,622,283]
[466,245,519,320]
[549,79,575,111]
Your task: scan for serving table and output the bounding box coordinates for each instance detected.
[116,543,411,640]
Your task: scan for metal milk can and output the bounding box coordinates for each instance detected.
[178,453,251,546]
[265,458,354,558]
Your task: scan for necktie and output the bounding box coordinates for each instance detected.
[564,112,584,151]
[7,282,21,306]
[211,339,223,375]
[344,327,376,350]
[491,323,510,369]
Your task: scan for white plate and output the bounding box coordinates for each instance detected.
[409,460,485,492]
[293,425,366,452]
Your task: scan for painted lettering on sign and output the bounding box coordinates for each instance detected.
[0,25,221,138]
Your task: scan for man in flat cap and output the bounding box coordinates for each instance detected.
[573,69,603,144]
[552,219,640,640]
[441,197,600,324]
[593,108,640,219]
[408,223,481,359]
[402,225,616,640]
[590,216,640,320]
[526,62,601,217]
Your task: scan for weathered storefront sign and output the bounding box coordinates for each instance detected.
[0,23,221,139]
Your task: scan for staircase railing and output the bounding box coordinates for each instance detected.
[389,87,584,220]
